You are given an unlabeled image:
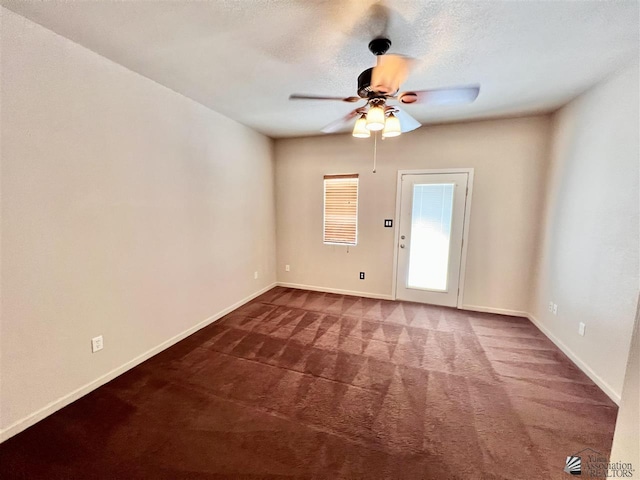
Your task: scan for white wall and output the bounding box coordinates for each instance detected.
[0,9,276,438]
[275,116,551,314]
[531,62,640,402]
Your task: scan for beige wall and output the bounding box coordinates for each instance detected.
[0,9,276,436]
[275,116,551,314]
[610,301,639,471]
[531,62,640,401]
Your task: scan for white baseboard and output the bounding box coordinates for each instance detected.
[461,304,529,318]
[0,282,277,443]
[2,282,621,442]
[526,313,621,405]
[276,282,393,301]
[462,304,621,404]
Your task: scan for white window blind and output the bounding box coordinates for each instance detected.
[323,174,359,245]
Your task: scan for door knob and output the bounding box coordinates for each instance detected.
[401,235,405,239]
[400,244,405,248]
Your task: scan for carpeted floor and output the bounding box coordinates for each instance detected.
[0,287,618,479]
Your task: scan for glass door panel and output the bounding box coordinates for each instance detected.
[407,183,454,291]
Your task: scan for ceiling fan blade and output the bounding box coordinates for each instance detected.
[398,86,480,105]
[365,4,391,39]
[321,109,361,133]
[394,108,422,133]
[289,94,361,103]
[370,54,414,95]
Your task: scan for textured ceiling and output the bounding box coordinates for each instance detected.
[2,0,638,138]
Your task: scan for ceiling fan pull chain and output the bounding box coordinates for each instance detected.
[373,131,377,173]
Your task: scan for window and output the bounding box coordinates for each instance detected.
[323,174,359,245]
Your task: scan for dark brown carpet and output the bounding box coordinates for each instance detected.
[0,287,617,479]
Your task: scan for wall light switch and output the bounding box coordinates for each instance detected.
[578,322,586,336]
[91,335,103,353]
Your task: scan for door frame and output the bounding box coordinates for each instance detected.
[391,168,474,307]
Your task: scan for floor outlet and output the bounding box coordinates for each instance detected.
[359,272,365,280]
[91,335,104,353]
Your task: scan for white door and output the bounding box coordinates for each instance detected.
[395,172,469,307]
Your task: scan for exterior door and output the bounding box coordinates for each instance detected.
[395,172,469,307]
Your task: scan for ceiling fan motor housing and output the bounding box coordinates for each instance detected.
[357,68,374,98]
[359,38,394,98]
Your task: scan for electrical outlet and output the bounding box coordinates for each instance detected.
[384,219,393,228]
[552,304,558,315]
[578,322,586,336]
[548,301,554,312]
[359,272,365,280]
[285,264,290,272]
[91,335,103,353]
[254,271,258,280]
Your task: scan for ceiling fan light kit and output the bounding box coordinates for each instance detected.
[365,103,386,131]
[290,36,480,141]
[352,114,371,138]
[381,113,401,138]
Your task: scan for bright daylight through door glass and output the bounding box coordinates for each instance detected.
[407,183,454,291]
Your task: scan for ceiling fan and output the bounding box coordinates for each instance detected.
[289,37,480,138]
